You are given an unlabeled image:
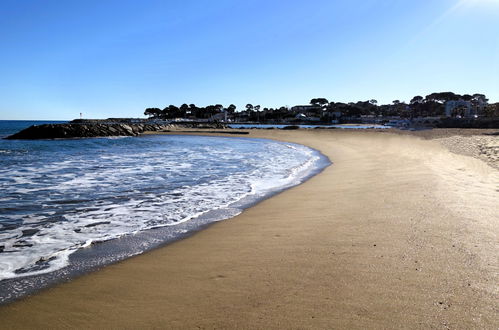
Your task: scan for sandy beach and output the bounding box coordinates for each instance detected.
[0,129,497,329]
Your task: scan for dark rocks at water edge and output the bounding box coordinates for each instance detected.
[5,122,167,139]
[5,119,228,140]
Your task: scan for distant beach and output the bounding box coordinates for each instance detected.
[0,128,497,329]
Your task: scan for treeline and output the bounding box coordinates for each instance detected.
[144,103,291,121]
[314,92,491,118]
[144,92,498,121]
[144,104,235,120]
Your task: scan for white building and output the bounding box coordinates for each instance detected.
[445,99,487,118]
[445,100,472,117]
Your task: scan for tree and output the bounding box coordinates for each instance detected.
[227,104,237,113]
[310,98,329,108]
[410,96,424,104]
[390,100,409,117]
[188,104,202,118]
[254,105,261,122]
[472,93,488,104]
[161,105,180,119]
[179,104,189,117]
[425,92,460,103]
[246,104,254,112]
[144,108,162,118]
[409,96,424,118]
[205,105,219,118]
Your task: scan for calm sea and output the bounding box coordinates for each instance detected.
[0,120,329,303]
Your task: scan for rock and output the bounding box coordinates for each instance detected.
[6,123,144,139]
[5,120,226,140]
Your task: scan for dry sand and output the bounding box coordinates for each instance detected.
[0,129,497,329]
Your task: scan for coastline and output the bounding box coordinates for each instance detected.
[0,135,329,304]
[0,128,497,328]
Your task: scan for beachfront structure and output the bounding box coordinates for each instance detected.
[291,105,322,114]
[445,100,472,117]
[445,99,487,118]
[295,113,320,121]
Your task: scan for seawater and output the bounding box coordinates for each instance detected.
[0,120,329,302]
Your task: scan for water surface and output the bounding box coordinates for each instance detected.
[0,121,329,302]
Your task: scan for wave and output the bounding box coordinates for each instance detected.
[0,135,328,282]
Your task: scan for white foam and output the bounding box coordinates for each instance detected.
[0,136,325,280]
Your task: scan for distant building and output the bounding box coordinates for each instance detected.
[445,99,487,118]
[210,112,226,122]
[291,105,321,113]
[445,100,472,117]
[294,113,320,121]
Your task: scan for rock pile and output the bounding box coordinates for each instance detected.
[5,121,228,140]
[5,123,170,139]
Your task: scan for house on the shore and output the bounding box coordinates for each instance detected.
[445,99,487,118]
[210,112,226,122]
[445,100,472,117]
[295,113,320,122]
[291,105,322,116]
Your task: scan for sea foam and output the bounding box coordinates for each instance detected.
[0,134,328,282]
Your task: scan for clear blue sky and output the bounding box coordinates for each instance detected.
[1,0,498,120]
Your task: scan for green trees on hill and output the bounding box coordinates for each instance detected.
[143,92,496,121]
[144,104,221,120]
[144,103,240,120]
[144,108,162,118]
[306,92,494,119]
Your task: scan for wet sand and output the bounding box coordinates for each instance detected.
[0,129,497,329]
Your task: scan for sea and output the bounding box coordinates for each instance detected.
[0,120,329,303]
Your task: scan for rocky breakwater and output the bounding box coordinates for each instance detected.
[5,122,174,140]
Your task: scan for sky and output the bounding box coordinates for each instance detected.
[0,0,498,120]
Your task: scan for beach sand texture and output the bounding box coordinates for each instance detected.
[0,129,497,329]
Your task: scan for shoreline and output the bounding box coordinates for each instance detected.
[0,129,497,328]
[0,135,330,305]
[0,131,330,305]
